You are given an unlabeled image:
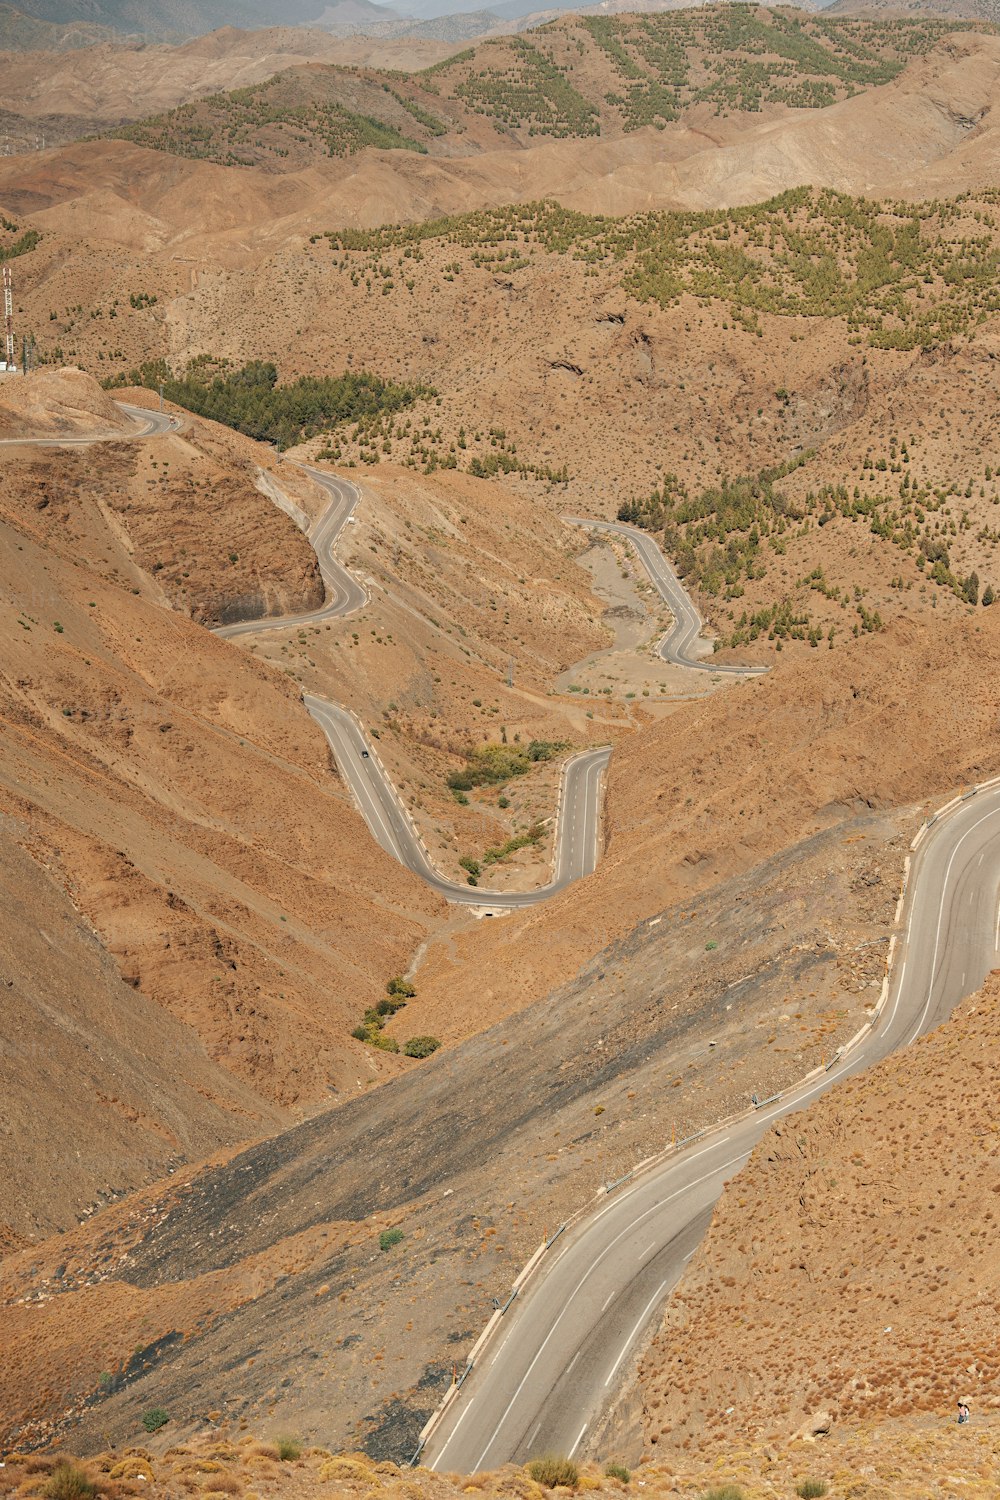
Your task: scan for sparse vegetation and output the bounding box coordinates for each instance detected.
[446,739,568,791]
[604,1462,631,1483]
[0,221,41,261]
[528,1457,580,1489]
[352,977,414,1050]
[43,1464,96,1500]
[105,69,432,166]
[796,1482,828,1499]
[329,186,1000,355]
[275,1438,303,1462]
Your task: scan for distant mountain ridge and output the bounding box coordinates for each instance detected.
[827,0,1000,18]
[2,0,400,39]
[101,6,988,166]
[0,0,121,44]
[0,0,824,42]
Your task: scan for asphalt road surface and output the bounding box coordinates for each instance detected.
[211,468,610,907]
[5,400,611,909]
[0,401,181,445]
[564,516,767,675]
[215,470,366,639]
[306,691,610,908]
[424,784,1000,1470]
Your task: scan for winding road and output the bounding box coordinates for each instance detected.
[0,402,182,446]
[422,786,1000,1470]
[11,396,998,1465]
[564,516,768,675]
[211,462,611,908]
[215,469,367,637]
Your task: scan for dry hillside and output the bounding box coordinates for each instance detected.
[0,27,460,127]
[0,370,449,1243]
[1,598,998,1457]
[636,967,1000,1461]
[3,1426,1000,1500]
[100,9,985,165]
[1,15,997,249]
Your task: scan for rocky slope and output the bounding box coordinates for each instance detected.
[0,370,447,1240]
[636,967,1000,1463]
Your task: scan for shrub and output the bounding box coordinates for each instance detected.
[703,1488,745,1500]
[403,1036,441,1058]
[275,1438,302,1462]
[796,1484,828,1499]
[204,1478,242,1496]
[44,1464,97,1500]
[387,976,416,999]
[141,1407,170,1433]
[605,1462,631,1483]
[528,1457,579,1489]
[379,1227,404,1251]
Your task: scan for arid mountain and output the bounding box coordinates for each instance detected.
[99,8,984,166]
[0,370,455,1247]
[5,2,1000,1476]
[830,0,1000,17]
[0,0,118,46]
[1,23,995,259]
[7,0,391,40]
[0,26,462,134]
[5,451,1000,1450]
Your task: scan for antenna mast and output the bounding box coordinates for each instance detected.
[3,265,14,369]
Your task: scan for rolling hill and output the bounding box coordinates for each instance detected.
[4,0,393,39]
[0,0,118,46]
[100,7,989,165]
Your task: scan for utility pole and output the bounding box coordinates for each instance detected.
[3,264,15,370]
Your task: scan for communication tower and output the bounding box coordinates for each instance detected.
[3,264,14,370]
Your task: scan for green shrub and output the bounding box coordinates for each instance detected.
[604,1462,631,1483]
[528,1457,579,1489]
[796,1484,828,1500]
[403,1036,441,1058]
[379,1227,404,1251]
[141,1406,170,1433]
[703,1488,745,1500]
[276,1438,302,1462]
[447,740,567,791]
[116,356,433,452]
[43,1464,96,1500]
[376,996,406,1016]
[387,976,416,998]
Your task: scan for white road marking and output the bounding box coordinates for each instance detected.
[913,804,1000,1041]
[604,1282,668,1388]
[469,1150,744,1470]
[433,1398,476,1466]
[568,1424,588,1458]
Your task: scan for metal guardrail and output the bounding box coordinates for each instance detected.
[412,779,998,1470]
